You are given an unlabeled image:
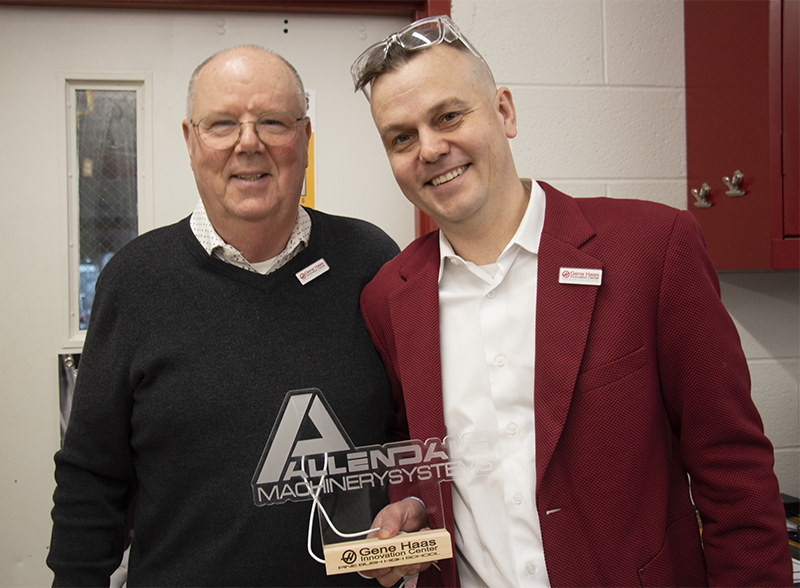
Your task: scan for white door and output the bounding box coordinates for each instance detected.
[0,6,411,586]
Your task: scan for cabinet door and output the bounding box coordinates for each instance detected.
[685,0,799,270]
[782,0,799,239]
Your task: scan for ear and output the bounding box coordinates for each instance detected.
[182,119,192,145]
[495,87,517,139]
[301,117,312,169]
[182,120,194,169]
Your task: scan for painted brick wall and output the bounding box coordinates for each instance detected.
[452,0,799,496]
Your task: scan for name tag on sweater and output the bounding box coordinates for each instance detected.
[296,258,330,285]
[559,267,602,286]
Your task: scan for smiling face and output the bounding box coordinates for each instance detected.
[369,44,519,236]
[182,48,311,240]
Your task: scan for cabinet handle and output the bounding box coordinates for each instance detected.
[691,183,712,208]
[723,170,746,197]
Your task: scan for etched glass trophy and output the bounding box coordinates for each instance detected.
[252,389,497,575]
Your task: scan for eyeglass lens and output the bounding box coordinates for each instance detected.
[196,113,300,149]
[397,23,445,50]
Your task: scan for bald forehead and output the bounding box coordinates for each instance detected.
[198,48,285,85]
[189,47,305,119]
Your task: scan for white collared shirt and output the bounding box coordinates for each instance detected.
[189,200,310,275]
[438,180,549,587]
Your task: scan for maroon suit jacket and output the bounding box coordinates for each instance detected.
[360,183,791,587]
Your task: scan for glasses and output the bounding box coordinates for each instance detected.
[350,15,490,100]
[191,112,304,150]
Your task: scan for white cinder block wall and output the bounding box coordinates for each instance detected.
[451,0,799,497]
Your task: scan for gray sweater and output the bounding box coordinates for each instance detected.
[48,209,399,587]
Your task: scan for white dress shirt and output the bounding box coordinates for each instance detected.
[438,180,549,587]
[189,199,310,274]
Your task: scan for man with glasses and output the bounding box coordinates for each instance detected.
[354,16,791,588]
[47,46,398,586]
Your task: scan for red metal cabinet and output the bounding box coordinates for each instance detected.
[685,0,799,270]
[783,0,800,240]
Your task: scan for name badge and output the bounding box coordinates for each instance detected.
[559,267,602,286]
[296,258,330,285]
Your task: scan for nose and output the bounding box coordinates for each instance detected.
[418,128,449,163]
[235,120,266,153]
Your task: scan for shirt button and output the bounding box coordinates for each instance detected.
[224,250,236,259]
[495,355,506,367]
[513,493,523,505]
[506,422,518,435]
[449,258,459,266]
[526,563,537,575]
[487,290,496,299]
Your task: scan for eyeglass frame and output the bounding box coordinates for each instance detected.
[350,15,492,101]
[189,112,306,150]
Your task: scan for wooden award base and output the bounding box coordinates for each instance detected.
[322,528,452,576]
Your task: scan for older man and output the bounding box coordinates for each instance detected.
[353,16,792,588]
[47,46,398,586]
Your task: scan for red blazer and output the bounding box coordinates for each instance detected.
[360,183,791,587]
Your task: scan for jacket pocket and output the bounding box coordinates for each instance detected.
[637,511,707,587]
[574,345,648,397]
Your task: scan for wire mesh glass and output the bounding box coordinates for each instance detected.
[75,89,138,329]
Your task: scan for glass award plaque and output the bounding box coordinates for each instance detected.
[251,389,497,575]
[316,438,454,575]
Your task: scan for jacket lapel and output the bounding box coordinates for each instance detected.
[388,237,459,587]
[386,236,454,537]
[388,234,445,444]
[534,184,601,492]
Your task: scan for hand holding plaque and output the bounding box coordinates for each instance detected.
[354,498,442,587]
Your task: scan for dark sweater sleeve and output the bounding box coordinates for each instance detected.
[48,255,140,586]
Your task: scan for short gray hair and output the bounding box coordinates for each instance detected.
[185,45,308,120]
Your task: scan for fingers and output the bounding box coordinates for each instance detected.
[360,565,401,587]
[362,562,430,587]
[359,499,432,584]
[370,498,428,540]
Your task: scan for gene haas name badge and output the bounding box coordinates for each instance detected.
[559,267,602,286]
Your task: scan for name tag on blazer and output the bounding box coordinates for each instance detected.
[559,267,602,286]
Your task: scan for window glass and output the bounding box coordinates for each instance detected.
[75,89,138,329]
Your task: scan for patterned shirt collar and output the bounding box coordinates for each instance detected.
[189,199,311,275]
